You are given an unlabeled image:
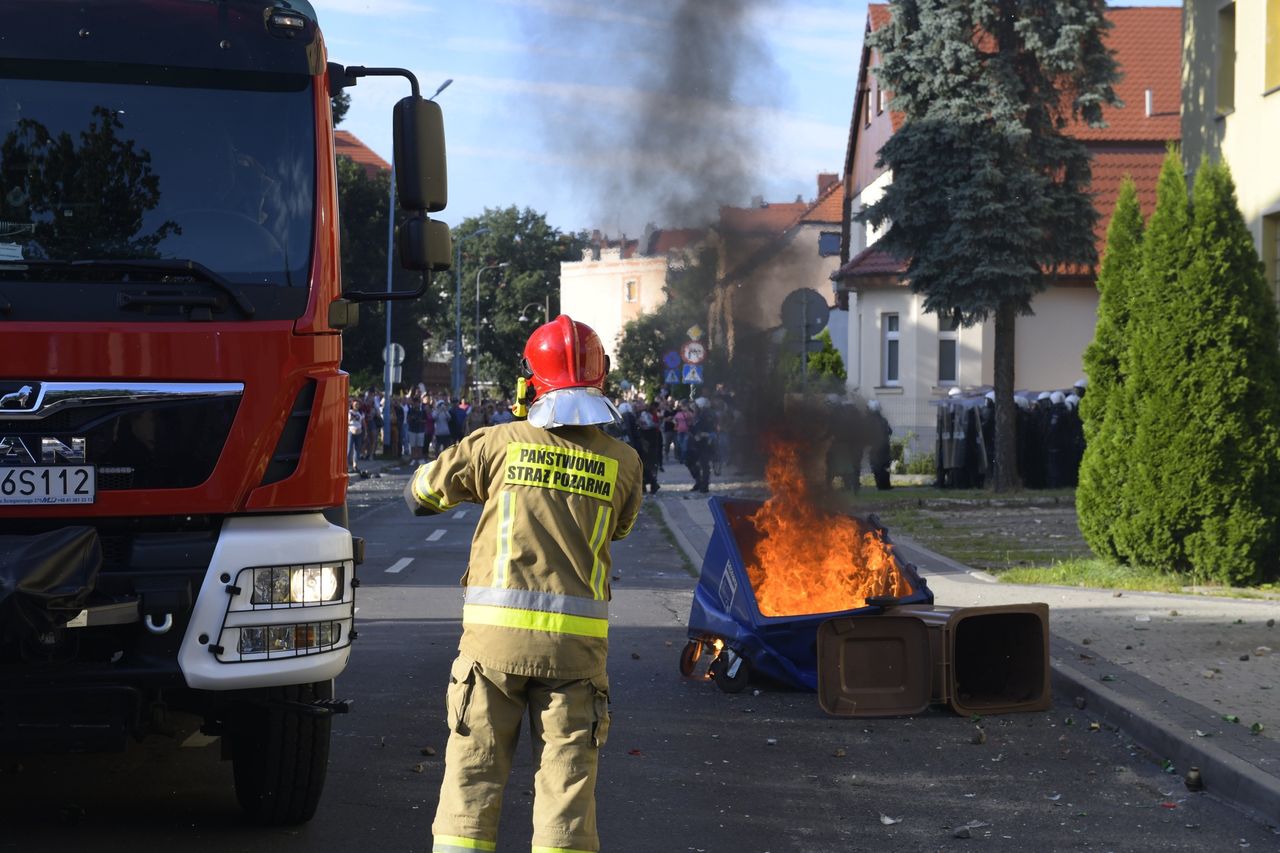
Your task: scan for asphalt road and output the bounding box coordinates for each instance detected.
[2,470,1276,852]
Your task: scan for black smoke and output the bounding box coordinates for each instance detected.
[514,0,782,230]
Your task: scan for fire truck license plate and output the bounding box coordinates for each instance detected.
[0,466,96,505]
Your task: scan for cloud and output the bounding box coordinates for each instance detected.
[318,0,432,16]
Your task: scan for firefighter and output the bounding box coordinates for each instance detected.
[404,315,642,853]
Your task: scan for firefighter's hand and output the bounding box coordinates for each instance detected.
[403,464,434,516]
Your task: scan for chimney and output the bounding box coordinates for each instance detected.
[642,222,656,256]
[1145,89,1153,118]
[818,172,839,196]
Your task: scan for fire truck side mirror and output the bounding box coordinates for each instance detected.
[399,216,452,273]
[393,96,447,213]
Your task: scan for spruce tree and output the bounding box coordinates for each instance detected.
[1111,149,1192,569]
[860,0,1118,491]
[1076,178,1143,560]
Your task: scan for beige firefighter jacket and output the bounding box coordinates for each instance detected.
[407,420,642,679]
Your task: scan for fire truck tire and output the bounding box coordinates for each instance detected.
[710,655,750,693]
[679,641,702,677]
[231,680,333,825]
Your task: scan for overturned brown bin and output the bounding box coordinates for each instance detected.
[816,603,1051,717]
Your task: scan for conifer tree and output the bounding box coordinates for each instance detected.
[1180,161,1280,584]
[1131,160,1280,584]
[859,0,1118,491]
[1076,178,1143,560]
[1110,150,1192,569]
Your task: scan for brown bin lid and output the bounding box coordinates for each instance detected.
[816,615,933,717]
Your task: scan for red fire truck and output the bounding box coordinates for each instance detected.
[0,0,449,824]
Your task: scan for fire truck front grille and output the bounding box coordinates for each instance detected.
[0,389,241,490]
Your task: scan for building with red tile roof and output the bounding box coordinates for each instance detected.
[831,4,1180,458]
[334,130,390,178]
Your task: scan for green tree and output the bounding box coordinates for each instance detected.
[419,208,586,396]
[1110,150,1192,569]
[614,309,684,395]
[1118,159,1280,585]
[330,91,351,126]
[775,328,846,391]
[859,0,1119,491]
[1076,178,1143,560]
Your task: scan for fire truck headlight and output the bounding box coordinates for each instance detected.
[235,621,343,655]
[250,565,343,606]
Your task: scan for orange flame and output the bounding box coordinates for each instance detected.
[745,438,911,617]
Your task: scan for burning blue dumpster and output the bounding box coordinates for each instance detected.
[680,496,933,693]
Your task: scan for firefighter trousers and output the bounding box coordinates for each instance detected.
[432,655,611,853]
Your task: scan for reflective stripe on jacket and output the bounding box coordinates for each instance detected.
[407,420,642,679]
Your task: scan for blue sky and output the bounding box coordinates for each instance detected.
[320,0,1180,237]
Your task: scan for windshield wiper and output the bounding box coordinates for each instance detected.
[74,258,256,317]
[0,258,256,317]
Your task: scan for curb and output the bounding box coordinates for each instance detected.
[653,498,705,579]
[1051,651,1280,826]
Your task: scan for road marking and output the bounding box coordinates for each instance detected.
[426,529,446,543]
[454,510,468,520]
[386,557,414,574]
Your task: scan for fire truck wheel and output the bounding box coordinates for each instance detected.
[678,641,702,677]
[710,655,750,694]
[230,680,333,825]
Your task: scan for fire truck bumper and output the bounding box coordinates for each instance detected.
[177,513,356,691]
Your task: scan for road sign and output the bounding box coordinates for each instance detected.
[664,368,680,385]
[680,340,706,365]
[681,363,703,384]
[662,350,682,370]
[687,324,704,340]
[780,288,830,337]
[383,342,405,365]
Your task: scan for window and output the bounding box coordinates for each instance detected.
[864,89,872,126]
[1218,3,1236,113]
[1268,0,1280,92]
[938,314,959,384]
[876,84,886,115]
[623,279,638,303]
[881,313,900,385]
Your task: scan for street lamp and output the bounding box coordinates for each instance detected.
[475,261,509,395]
[518,298,551,324]
[453,227,490,396]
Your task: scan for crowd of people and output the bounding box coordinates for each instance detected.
[608,395,738,494]
[345,383,910,495]
[346,386,518,472]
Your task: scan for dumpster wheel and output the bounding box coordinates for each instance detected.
[709,652,750,694]
[679,641,703,677]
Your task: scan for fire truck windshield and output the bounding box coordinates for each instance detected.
[0,62,315,291]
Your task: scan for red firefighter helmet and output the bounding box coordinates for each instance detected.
[522,315,608,397]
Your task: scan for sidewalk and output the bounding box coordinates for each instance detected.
[648,456,1280,826]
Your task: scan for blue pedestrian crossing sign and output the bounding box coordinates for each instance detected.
[664,368,680,385]
[681,363,704,384]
